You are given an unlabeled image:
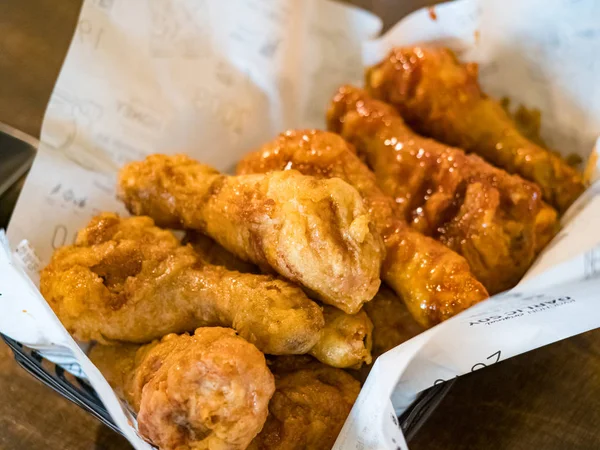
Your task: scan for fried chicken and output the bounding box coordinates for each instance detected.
[535,202,559,254]
[237,129,488,327]
[364,286,424,358]
[186,231,373,369]
[354,287,425,382]
[309,305,373,369]
[365,46,585,213]
[118,154,383,314]
[185,231,259,274]
[40,213,324,354]
[328,86,548,294]
[89,328,275,450]
[248,356,360,450]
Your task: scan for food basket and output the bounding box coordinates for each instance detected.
[2,1,600,448]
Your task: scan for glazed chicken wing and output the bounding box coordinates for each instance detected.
[90,327,275,450]
[118,154,383,314]
[248,356,360,450]
[186,231,373,369]
[237,129,488,327]
[41,213,324,354]
[365,46,585,213]
[328,86,549,294]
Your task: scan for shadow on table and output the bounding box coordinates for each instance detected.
[95,424,131,450]
[411,330,600,450]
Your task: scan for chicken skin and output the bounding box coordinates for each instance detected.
[41,213,324,354]
[248,356,360,450]
[186,231,373,369]
[185,231,259,274]
[118,154,383,314]
[90,328,275,450]
[328,86,547,294]
[237,129,488,328]
[365,46,585,213]
[308,305,373,369]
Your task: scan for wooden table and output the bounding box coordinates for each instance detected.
[1,1,599,449]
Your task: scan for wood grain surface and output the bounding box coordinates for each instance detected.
[1,1,599,449]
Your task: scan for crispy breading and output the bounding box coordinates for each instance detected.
[365,46,585,213]
[186,231,373,369]
[90,328,275,450]
[248,356,360,450]
[309,305,373,369]
[118,154,383,314]
[237,129,488,327]
[40,213,324,354]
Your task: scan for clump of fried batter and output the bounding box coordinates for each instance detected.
[41,213,324,354]
[90,328,275,450]
[309,305,373,369]
[118,154,383,314]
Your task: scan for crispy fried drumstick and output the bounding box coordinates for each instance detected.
[248,356,361,450]
[118,154,383,314]
[327,86,549,294]
[41,213,324,354]
[237,129,488,327]
[90,328,275,450]
[186,231,373,369]
[365,46,585,213]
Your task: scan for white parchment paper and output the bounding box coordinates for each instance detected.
[1,0,600,449]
